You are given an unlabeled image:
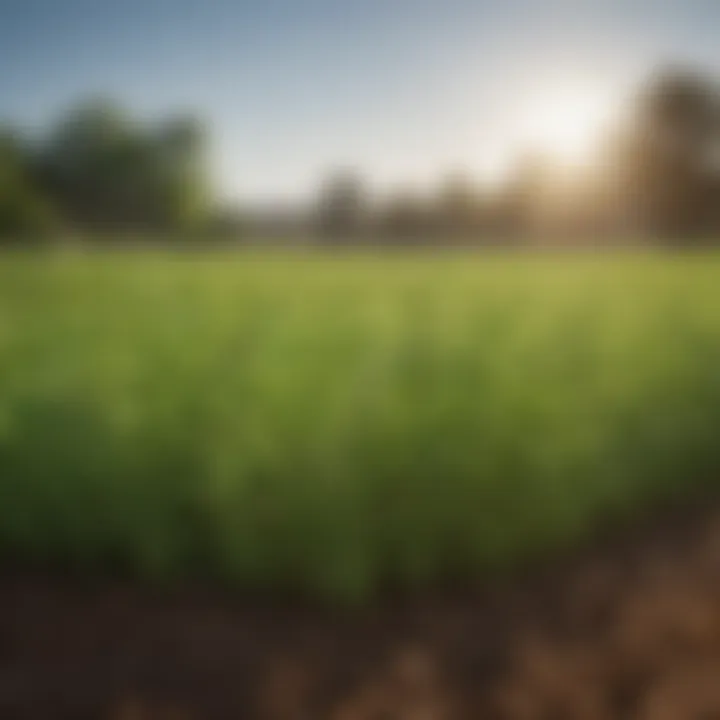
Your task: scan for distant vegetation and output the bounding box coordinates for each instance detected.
[316,66,720,246]
[0,254,719,600]
[0,98,212,240]
[1,66,719,246]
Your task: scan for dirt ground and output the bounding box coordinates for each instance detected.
[3,500,720,720]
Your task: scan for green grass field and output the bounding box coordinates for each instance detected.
[0,251,719,600]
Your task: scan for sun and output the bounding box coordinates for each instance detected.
[515,82,613,166]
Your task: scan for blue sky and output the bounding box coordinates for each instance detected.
[2,0,719,202]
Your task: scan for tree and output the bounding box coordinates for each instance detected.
[495,152,555,242]
[316,169,368,242]
[147,116,210,231]
[612,67,720,241]
[35,98,211,234]
[37,98,134,229]
[0,128,57,240]
[436,171,482,238]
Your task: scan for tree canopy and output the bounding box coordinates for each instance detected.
[0,99,211,241]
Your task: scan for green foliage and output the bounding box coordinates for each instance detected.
[0,253,719,601]
[0,129,59,240]
[0,99,211,238]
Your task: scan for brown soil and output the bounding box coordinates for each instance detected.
[3,501,720,720]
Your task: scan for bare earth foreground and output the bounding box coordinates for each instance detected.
[3,499,720,720]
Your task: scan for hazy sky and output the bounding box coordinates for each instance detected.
[2,0,719,202]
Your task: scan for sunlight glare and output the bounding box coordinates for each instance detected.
[516,82,613,166]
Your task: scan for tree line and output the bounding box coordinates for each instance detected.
[316,66,720,246]
[1,66,719,245]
